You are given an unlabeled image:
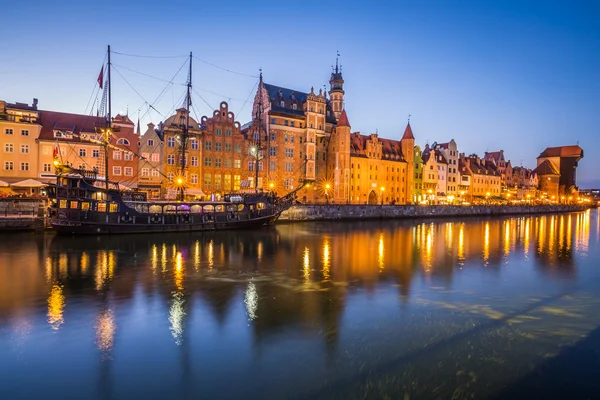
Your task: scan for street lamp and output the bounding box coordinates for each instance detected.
[325,183,330,204]
[427,189,433,205]
[380,186,385,206]
[269,182,274,193]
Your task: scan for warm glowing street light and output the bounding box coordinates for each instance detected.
[380,186,385,206]
[176,177,183,185]
[250,146,257,154]
[269,182,274,190]
[324,183,331,204]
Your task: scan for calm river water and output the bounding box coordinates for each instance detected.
[1,211,600,399]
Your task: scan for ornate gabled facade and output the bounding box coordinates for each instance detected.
[161,108,203,199]
[434,140,459,196]
[138,122,163,199]
[109,114,139,187]
[201,102,245,196]
[413,145,424,203]
[348,122,413,205]
[244,72,338,201]
[484,150,512,188]
[459,155,502,201]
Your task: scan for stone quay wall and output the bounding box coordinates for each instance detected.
[279,204,590,223]
[0,199,45,232]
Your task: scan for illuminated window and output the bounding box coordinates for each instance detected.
[81,202,90,211]
[234,159,241,169]
[59,200,67,208]
[70,201,78,209]
[109,203,118,213]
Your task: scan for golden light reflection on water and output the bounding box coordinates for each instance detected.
[424,225,433,271]
[524,219,531,258]
[174,252,184,290]
[80,252,89,274]
[45,256,52,282]
[504,220,511,257]
[95,251,116,290]
[378,233,385,272]
[47,285,65,330]
[257,241,263,262]
[483,222,490,264]
[151,244,158,273]
[458,223,465,265]
[322,238,331,280]
[161,243,168,273]
[303,247,310,281]
[58,253,68,279]
[207,240,214,269]
[575,211,590,254]
[194,241,200,270]
[95,309,116,356]
[168,292,185,345]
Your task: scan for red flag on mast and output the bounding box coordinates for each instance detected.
[97,66,104,89]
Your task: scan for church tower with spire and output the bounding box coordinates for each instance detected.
[400,119,415,203]
[328,53,345,120]
[327,109,351,203]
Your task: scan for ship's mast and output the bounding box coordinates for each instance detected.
[178,52,192,201]
[105,45,112,192]
[254,71,264,193]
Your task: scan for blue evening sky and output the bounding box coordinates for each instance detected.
[2,0,599,186]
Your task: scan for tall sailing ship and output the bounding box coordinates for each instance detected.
[47,46,301,235]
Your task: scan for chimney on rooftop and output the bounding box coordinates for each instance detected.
[33,98,38,109]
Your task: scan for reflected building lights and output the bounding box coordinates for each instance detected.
[504,220,511,257]
[194,241,200,270]
[80,252,89,274]
[174,251,184,290]
[207,240,214,269]
[151,244,158,273]
[322,238,331,280]
[425,226,433,271]
[524,219,531,258]
[47,284,65,330]
[161,243,168,273]
[458,224,465,264]
[168,292,185,345]
[244,282,258,321]
[95,309,116,357]
[548,216,556,254]
[45,256,53,282]
[303,247,310,281]
[483,222,490,264]
[58,253,68,279]
[257,241,263,262]
[446,223,453,249]
[378,233,385,271]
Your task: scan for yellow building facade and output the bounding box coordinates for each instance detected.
[0,100,42,186]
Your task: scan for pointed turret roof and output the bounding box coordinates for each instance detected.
[401,123,414,140]
[337,109,350,128]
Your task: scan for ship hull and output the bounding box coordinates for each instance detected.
[51,213,280,235]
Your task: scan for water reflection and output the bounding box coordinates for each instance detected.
[47,285,65,330]
[0,211,596,398]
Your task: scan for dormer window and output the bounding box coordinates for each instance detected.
[280,101,285,107]
[292,104,297,110]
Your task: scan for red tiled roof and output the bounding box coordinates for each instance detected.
[401,123,414,140]
[349,132,405,161]
[537,145,583,159]
[337,109,350,128]
[533,160,560,175]
[484,150,504,162]
[113,114,134,125]
[38,110,104,141]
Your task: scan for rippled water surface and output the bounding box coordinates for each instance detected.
[1,210,600,399]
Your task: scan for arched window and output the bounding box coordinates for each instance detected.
[116,138,130,145]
